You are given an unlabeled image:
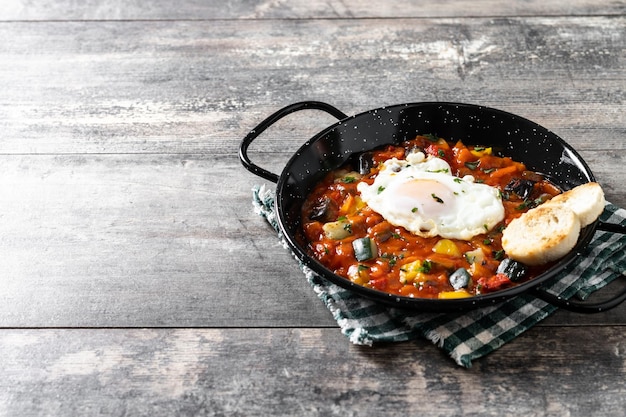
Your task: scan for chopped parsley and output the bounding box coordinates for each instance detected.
[418,260,433,273]
[493,250,505,261]
[382,253,399,267]
[431,193,444,203]
[465,161,479,170]
[516,197,544,210]
[377,186,385,194]
[411,207,418,213]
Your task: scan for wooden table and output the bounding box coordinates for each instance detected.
[1,1,625,415]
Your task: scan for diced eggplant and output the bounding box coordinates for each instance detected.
[374,229,393,243]
[309,196,337,222]
[496,258,528,282]
[504,178,536,200]
[358,151,376,175]
[352,237,377,261]
[449,268,471,290]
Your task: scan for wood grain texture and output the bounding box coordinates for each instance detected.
[0,154,335,326]
[1,327,625,416]
[0,17,624,154]
[2,0,625,20]
[0,1,625,414]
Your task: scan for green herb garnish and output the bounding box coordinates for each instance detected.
[465,161,479,170]
[493,250,505,261]
[418,260,433,273]
[431,193,444,203]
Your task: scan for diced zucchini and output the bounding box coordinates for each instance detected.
[352,237,377,261]
[496,258,528,282]
[334,170,362,183]
[449,268,471,290]
[464,248,485,264]
[323,219,352,240]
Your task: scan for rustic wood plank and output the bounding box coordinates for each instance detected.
[0,17,623,154]
[2,0,624,21]
[0,154,336,327]
[1,327,625,416]
[0,1,623,413]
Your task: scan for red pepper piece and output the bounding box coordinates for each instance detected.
[478,273,514,293]
[424,144,451,160]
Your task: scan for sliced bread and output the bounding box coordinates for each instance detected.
[501,204,581,266]
[543,182,605,227]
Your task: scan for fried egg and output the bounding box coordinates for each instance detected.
[357,152,505,240]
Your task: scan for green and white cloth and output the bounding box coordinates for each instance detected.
[252,185,626,367]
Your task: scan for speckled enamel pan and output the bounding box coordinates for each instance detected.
[240,101,626,313]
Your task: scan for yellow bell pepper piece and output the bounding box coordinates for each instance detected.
[438,289,472,299]
[399,260,427,284]
[470,147,492,157]
[432,239,462,258]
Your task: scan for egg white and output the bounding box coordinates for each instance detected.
[357,152,505,240]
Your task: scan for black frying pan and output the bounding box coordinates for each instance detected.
[240,101,626,313]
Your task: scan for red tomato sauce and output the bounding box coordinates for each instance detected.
[299,135,561,299]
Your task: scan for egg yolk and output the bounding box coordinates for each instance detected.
[392,179,456,218]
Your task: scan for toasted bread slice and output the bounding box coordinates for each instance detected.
[502,204,581,266]
[544,182,605,227]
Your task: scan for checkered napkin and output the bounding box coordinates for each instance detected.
[252,185,626,367]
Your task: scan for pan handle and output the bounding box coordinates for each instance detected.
[533,216,626,312]
[597,221,626,235]
[531,276,626,313]
[239,101,349,183]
